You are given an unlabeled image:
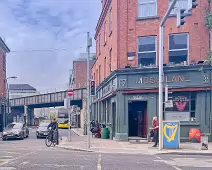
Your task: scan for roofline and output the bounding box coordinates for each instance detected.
[0,37,10,53]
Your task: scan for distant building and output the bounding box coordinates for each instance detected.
[9,84,39,99]
[70,53,96,89]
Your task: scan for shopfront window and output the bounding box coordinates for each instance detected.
[164,92,196,121]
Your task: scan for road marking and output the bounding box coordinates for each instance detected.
[20,161,29,165]
[0,167,16,169]
[97,154,102,170]
[154,160,182,170]
[156,156,162,160]
[0,161,8,166]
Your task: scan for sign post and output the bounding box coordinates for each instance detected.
[65,89,74,142]
[162,120,180,149]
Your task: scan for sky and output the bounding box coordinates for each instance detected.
[0,0,101,92]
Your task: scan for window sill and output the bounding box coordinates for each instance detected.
[180,121,200,126]
[136,16,160,21]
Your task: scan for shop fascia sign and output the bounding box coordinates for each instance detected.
[136,75,190,84]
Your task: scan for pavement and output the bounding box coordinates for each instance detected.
[1,128,212,169]
[57,128,212,156]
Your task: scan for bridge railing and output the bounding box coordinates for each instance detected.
[10,88,87,107]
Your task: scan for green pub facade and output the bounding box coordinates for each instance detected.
[91,65,212,142]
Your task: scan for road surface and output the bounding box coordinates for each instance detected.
[0,128,212,170]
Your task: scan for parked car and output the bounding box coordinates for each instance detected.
[36,122,50,138]
[2,123,29,140]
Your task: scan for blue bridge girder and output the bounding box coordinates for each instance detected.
[10,88,87,108]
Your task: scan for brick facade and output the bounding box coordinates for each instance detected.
[0,38,10,98]
[73,59,95,89]
[92,0,211,86]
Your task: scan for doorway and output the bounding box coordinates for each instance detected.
[128,101,147,138]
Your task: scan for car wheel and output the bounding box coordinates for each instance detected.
[2,138,6,141]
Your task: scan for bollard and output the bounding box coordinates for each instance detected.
[201,135,208,150]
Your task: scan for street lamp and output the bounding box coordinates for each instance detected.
[4,76,17,127]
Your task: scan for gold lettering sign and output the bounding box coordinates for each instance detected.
[136,76,190,84]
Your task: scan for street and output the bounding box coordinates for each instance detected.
[0,128,211,170]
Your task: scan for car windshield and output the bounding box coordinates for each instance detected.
[6,123,22,129]
[39,123,49,127]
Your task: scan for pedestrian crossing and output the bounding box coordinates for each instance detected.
[0,155,16,169]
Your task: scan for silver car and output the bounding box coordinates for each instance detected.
[2,123,29,140]
[36,122,50,138]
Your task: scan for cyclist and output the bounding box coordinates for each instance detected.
[47,118,59,145]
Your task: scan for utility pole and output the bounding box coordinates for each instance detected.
[87,32,92,148]
[158,0,178,150]
[158,0,198,150]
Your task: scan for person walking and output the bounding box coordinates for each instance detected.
[152,116,159,147]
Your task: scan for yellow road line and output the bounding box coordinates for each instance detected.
[7,152,17,154]
[0,161,8,166]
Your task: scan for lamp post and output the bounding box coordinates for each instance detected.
[5,76,17,127]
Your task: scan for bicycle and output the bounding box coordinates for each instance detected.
[45,129,58,147]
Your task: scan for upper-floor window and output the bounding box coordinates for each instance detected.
[109,48,112,72]
[3,54,6,71]
[104,22,107,43]
[169,0,189,14]
[138,0,157,18]
[109,8,112,33]
[138,36,157,66]
[169,33,189,64]
[104,57,106,79]
[99,65,101,83]
[99,34,101,55]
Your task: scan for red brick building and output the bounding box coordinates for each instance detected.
[92,0,210,86]
[72,53,95,89]
[0,37,10,131]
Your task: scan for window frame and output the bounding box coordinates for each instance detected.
[109,48,112,72]
[99,34,101,55]
[138,36,157,66]
[104,21,107,44]
[168,33,189,64]
[104,56,106,79]
[3,54,6,71]
[138,0,158,18]
[109,8,112,34]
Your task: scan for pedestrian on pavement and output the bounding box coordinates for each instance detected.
[152,116,159,147]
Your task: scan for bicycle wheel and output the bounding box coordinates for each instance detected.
[45,136,52,147]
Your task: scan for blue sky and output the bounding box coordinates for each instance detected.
[0,0,101,92]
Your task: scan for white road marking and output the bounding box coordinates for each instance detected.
[97,154,102,170]
[0,168,16,170]
[156,156,162,160]
[20,161,29,165]
[154,158,182,170]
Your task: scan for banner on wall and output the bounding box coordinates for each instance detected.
[162,120,180,149]
[165,95,189,112]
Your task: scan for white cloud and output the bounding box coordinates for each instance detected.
[0,0,101,91]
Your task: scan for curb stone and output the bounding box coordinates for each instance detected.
[56,145,93,152]
[157,152,212,156]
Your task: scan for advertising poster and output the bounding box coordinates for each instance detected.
[163,120,180,149]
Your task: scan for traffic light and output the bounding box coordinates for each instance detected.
[90,80,96,96]
[177,8,186,28]
[188,0,198,12]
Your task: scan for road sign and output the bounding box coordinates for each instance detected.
[68,89,74,97]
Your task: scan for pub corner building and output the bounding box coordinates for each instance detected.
[91,65,212,142]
